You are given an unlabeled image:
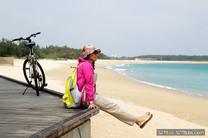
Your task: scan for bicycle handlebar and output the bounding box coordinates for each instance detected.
[27,32,41,39]
[12,32,41,42]
[12,37,24,42]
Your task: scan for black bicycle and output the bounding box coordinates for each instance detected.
[12,32,46,96]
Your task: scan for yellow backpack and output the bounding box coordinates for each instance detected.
[62,62,85,108]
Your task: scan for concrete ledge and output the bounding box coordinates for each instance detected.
[0,57,14,66]
[60,120,91,138]
[30,109,98,138]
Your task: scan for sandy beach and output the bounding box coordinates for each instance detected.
[0,59,208,138]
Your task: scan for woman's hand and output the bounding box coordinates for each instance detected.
[88,103,98,109]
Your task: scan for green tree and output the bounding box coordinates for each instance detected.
[0,38,18,57]
[0,37,110,59]
[17,41,29,57]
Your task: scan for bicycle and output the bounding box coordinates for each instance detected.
[12,32,46,96]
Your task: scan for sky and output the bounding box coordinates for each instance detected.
[0,0,208,57]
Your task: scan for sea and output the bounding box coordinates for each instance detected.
[106,63,208,99]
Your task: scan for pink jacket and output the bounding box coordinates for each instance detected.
[77,57,96,104]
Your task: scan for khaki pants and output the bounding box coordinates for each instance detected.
[94,93,137,126]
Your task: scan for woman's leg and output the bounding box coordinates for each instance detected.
[94,93,137,126]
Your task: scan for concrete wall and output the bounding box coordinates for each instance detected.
[0,57,14,66]
[61,120,91,138]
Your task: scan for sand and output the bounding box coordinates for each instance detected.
[0,59,208,138]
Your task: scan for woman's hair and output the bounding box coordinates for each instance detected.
[92,61,95,70]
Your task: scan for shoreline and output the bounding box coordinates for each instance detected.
[105,64,208,100]
[101,60,208,101]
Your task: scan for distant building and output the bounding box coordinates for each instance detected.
[110,54,118,59]
[135,58,141,60]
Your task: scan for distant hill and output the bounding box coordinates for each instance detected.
[133,55,208,61]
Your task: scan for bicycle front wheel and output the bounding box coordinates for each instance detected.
[23,59,46,95]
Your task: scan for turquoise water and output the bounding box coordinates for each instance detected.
[108,63,208,98]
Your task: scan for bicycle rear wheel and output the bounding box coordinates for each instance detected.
[23,58,46,95]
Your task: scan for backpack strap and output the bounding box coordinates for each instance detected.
[77,62,86,69]
[70,62,86,69]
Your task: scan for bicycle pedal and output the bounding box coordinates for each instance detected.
[23,68,29,70]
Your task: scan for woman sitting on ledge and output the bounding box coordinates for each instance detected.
[77,45,153,128]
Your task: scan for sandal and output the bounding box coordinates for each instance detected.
[140,113,153,129]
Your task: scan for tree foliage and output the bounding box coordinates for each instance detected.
[0,38,18,57]
[0,38,109,59]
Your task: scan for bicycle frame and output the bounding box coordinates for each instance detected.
[28,46,36,78]
[27,43,36,61]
